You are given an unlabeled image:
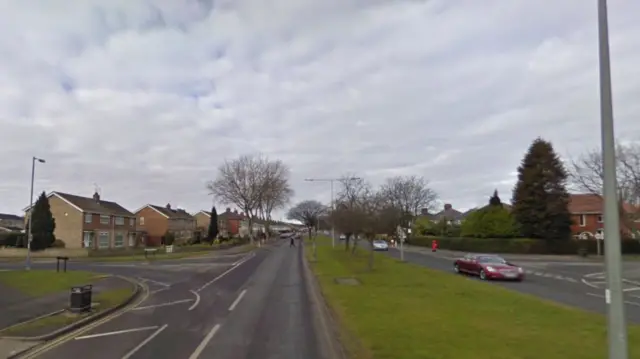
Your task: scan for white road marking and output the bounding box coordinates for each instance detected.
[228,289,247,311]
[623,287,640,292]
[188,324,221,359]
[132,299,193,311]
[566,277,578,283]
[586,292,640,307]
[150,287,169,295]
[75,326,159,340]
[137,277,170,287]
[121,324,167,359]
[196,252,255,293]
[189,290,201,311]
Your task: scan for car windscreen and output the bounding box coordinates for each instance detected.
[373,240,386,244]
[477,256,506,264]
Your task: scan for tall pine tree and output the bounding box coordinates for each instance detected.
[30,191,56,250]
[207,206,219,242]
[489,189,502,207]
[511,138,572,240]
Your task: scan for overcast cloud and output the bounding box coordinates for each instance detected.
[1,0,639,218]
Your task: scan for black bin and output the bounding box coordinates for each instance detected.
[69,284,93,313]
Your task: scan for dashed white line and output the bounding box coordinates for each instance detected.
[189,290,201,311]
[228,289,247,311]
[188,324,221,359]
[196,252,255,293]
[121,324,167,359]
[132,299,193,311]
[75,326,159,340]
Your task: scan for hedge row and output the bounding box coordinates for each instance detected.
[0,232,26,247]
[409,236,640,255]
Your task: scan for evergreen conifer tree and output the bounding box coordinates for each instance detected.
[30,191,56,250]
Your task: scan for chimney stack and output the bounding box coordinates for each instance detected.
[166,203,171,210]
[93,192,100,202]
[420,208,429,216]
[226,207,231,213]
[444,204,452,211]
[233,209,238,214]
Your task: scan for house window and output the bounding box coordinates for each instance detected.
[83,231,93,248]
[100,215,110,224]
[579,214,586,226]
[98,232,110,249]
[597,215,603,223]
[129,218,135,226]
[115,216,124,225]
[84,213,92,223]
[114,233,124,247]
[139,217,145,225]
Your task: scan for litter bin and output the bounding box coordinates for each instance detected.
[69,285,93,313]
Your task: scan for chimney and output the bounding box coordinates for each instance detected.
[240,212,244,216]
[444,204,452,211]
[420,208,429,216]
[233,209,238,214]
[226,207,231,213]
[93,192,100,202]
[166,203,171,210]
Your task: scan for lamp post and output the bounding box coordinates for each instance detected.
[597,1,628,358]
[26,156,46,271]
[304,177,361,248]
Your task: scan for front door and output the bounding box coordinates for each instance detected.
[128,233,136,247]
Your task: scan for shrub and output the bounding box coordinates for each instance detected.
[162,231,176,246]
[460,206,518,238]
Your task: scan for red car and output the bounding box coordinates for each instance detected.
[453,254,524,281]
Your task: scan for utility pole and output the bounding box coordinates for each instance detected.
[26,156,46,271]
[597,1,628,358]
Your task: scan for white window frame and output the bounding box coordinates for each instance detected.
[84,213,92,223]
[579,214,586,227]
[83,231,93,248]
[98,232,110,249]
[115,216,124,225]
[129,218,135,226]
[114,232,124,247]
[100,215,110,225]
[139,217,145,225]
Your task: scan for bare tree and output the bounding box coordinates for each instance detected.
[379,175,438,242]
[568,143,640,234]
[207,154,293,244]
[287,200,327,260]
[332,175,371,251]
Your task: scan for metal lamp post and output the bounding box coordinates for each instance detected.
[305,177,361,248]
[26,156,46,271]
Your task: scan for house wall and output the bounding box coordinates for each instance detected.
[48,195,84,249]
[571,213,603,237]
[194,213,210,230]
[136,207,168,246]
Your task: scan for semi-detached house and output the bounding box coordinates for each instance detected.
[23,191,137,250]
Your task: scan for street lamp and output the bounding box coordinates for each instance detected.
[597,1,628,358]
[304,177,361,248]
[26,156,46,271]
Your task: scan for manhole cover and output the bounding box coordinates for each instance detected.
[334,277,361,286]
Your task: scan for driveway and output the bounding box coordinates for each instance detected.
[386,246,640,323]
[8,241,322,359]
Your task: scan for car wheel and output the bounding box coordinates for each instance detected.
[454,264,460,273]
[479,270,488,280]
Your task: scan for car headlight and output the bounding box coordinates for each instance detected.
[518,267,523,273]
[485,266,496,272]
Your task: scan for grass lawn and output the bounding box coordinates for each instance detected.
[0,270,103,296]
[0,287,134,337]
[307,237,640,359]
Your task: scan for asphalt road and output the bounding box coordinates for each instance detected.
[383,245,640,323]
[10,240,320,359]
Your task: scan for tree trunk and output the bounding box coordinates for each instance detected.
[368,238,374,271]
[351,236,358,255]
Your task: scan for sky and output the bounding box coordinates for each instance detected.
[1,0,640,219]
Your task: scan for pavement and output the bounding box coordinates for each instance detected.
[385,244,640,323]
[2,239,322,359]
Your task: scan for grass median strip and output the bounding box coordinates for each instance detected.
[307,238,640,359]
[0,270,101,296]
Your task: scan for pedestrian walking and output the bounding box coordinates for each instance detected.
[290,235,296,247]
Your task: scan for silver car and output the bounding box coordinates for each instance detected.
[372,239,389,251]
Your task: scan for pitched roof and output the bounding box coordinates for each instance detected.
[55,192,134,216]
[0,213,23,221]
[148,205,194,219]
[568,193,638,214]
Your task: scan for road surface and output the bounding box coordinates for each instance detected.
[12,241,321,359]
[385,245,640,323]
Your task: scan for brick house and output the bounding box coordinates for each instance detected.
[218,208,245,236]
[569,193,639,239]
[135,204,197,246]
[23,191,137,250]
[426,204,465,225]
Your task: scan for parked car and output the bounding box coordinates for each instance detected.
[372,239,389,251]
[339,234,346,240]
[453,254,524,281]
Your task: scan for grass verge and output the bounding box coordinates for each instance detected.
[307,237,640,359]
[0,287,134,337]
[0,270,103,296]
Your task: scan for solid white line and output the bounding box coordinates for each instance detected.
[228,289,247,311]
[623,287,640,292]
[586,292,640,307]
[150,287,169,295]
[196,253,255,293]
[75,326,159,340]
[138,277,170,287]
[189,290,201,311]
[132,299,193,311]
[121,324,167,359]
[581,278,602,289]
[188,324,221,359]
